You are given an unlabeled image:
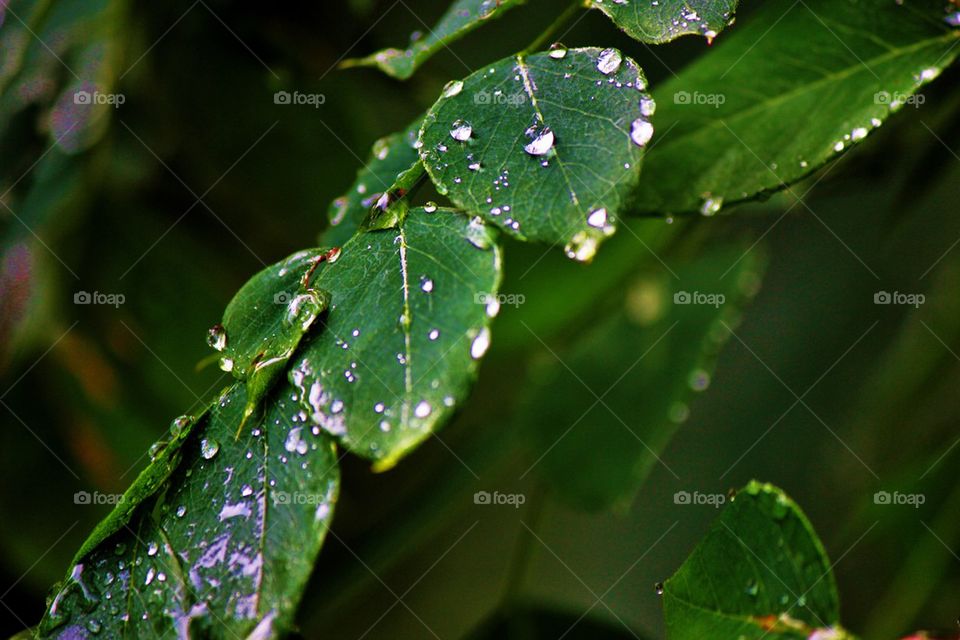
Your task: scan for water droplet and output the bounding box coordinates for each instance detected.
[414,401,432,418]
[176,505,187,518]
[471,327,491,359]
[523,124,555,156]
[597,48,623,75]
[745,579,758,597]
[700,195,723,217]
[564,231,598,263]
[428,329,440,341]
[420,276,434,293]
[147,542,159,557]
[655,582,664,595]
[630,119,654,146]
[442,79,464,98]
[548,43,568,59]
[465,217,492,249]
[169,415,191,438]
[424,202,438,213]
[639,95,657,117]
[207,324,227,351]
[285,290,325,331]
[201,438,220,460]
[586,207,608,229]
[450,119,473,142]
[219,357,235,373]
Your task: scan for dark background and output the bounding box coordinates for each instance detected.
[2,0,960,637]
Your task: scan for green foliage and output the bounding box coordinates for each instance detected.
[662,482,852,639]
[633,0,960,215]
[420,47,653,257]
[3,0,958,637]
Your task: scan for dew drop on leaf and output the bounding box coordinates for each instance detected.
[207,323,227,351]
[597,48,623,75]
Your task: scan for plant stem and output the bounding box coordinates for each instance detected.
[523,1,584,55]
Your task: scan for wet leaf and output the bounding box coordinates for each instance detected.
[663,482,852,640]
[346,0,525,80]
[632,0,960,215]
[420,48,653,261]
[323,118,423,246]
[291,207,502,469]
[587,0,739,44]
[39,383,340,639]
[218,249,333,423]
[521,244,763,509]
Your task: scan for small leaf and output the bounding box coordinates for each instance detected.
[291,207,502,469]
[663,482,853,640]
[521,244,763,509]
[217,248,334,423]
[632,0,960,215]
[346,0,526,80]
[39,383,340,639]
[324,118,423,246]
[587,0,739,44]
[420,48,653,261]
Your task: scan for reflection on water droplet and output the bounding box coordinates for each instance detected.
[471,327,491,359]
[597,48,623,75]
[523,124,555,157]
[424,202,438,213]
[564,231,598,263]
[630,119,654,146]
[442,79,464,98]
[655,582,664,596]
[201,438,220,460]
[207,324,227,351]
[700,195,723,217]
[548,43,568,59]
[450,119,473,142]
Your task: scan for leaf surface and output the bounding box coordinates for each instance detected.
[293,207,502,468]
[420,48,654,260]
[588,0,739,44]
[633,0,960,215]
[347,0,525,79]
[39,383,340,639]
[663,482,852,640]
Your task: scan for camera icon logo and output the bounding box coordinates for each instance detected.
[272,491,291,505]
[674,91,691,105]
[474,90,492,105]
[74,291,92,304]
[874,291,892,305]
[473,491,491,505]
[274,91,292,105]
[873,491,891,505]
[673,491,691,505]
[674,291,692,305]
[74,491,92,504]
[73,91,92,105]
[874,91,892,105]
[274,291,292,305]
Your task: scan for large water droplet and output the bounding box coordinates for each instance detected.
[630,119,654,146]
[470,327,491,359]
[207,324,227,351]
[450,119,473,142]
[201,438,220,460]
[597,48,623,75]
[523,124,555,157]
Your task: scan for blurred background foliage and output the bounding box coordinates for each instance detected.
[1,0,960,638]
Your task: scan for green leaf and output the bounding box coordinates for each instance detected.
[345,0,526,80]
[292,207,502,469]
[521,244,763,509]
[663,482,853,640]
[587,0,739,44]
[39,382,340,639]
[217,248,334,424]
[632,0,960,215]
[420,48,654,261]
[324,118,423,246]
